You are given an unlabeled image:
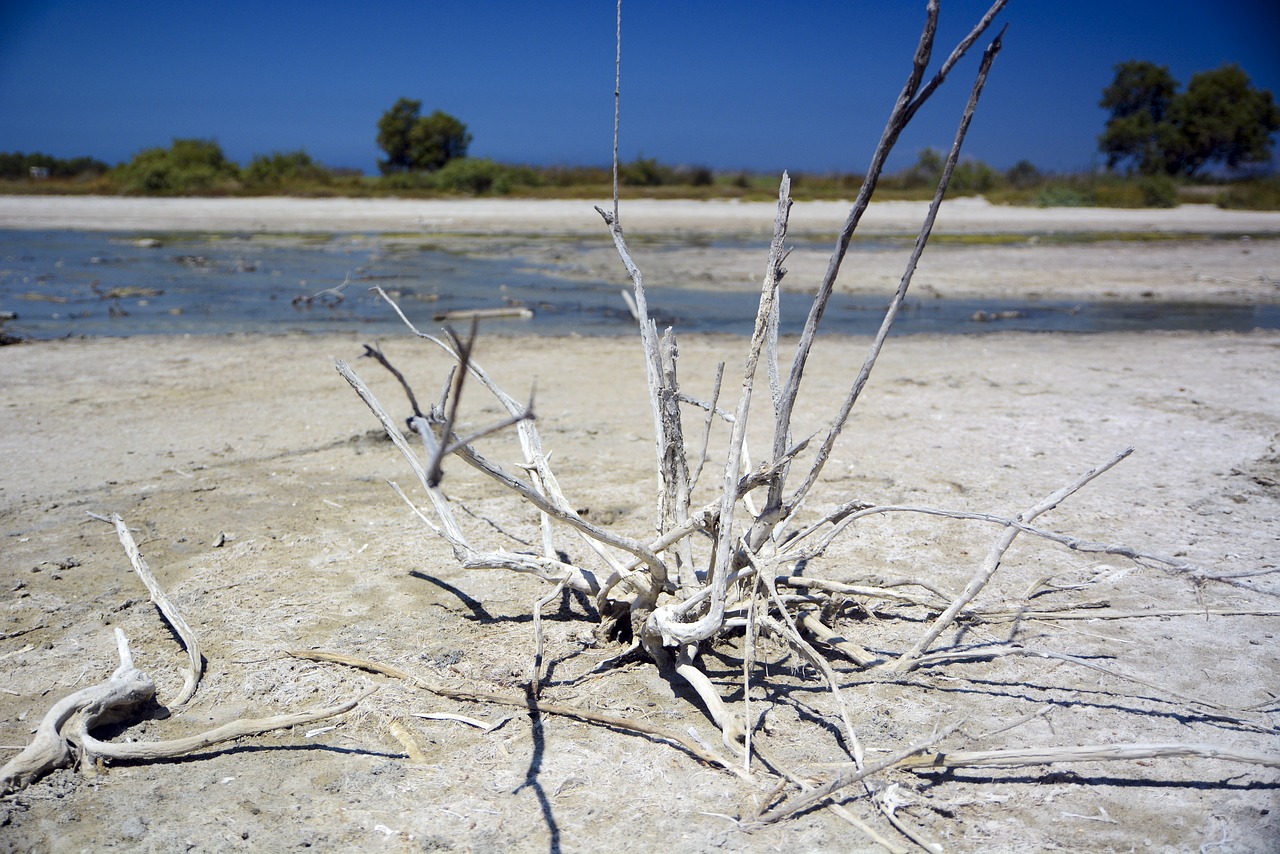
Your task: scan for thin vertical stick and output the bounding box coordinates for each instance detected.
[612,0,622,227]
[689,362,725,491]
[741,568,763,773]
[598,0,682,543]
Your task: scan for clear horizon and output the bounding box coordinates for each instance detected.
[2,1,1278,176]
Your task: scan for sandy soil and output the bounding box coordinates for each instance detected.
[1,198,1279,852]
[3,194,1280,238]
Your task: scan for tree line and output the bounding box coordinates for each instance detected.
[3,63,1277,208]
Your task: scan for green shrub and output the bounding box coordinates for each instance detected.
[1217,176,1280,210]
[620,157,670,186]
[380,171,438,192]
[1089,178,1146,207]
[1035,184,1089,207]
[950,159,1000,195]
[243,150,332,189]
[1004,159,1042,189]
[428,158,514,194]
[1137,174,1179,208]
[0,151,108,180]
[540,165,611,187]
[111,139,240,195]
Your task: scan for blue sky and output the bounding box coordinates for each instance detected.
[2,1,1277,176]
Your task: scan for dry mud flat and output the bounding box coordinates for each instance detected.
[1,329,1278,852]
[4,195,1278,309]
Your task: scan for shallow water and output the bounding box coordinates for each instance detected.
[2,229,1277,339]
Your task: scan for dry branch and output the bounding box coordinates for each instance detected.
[105,512,204,706]
[0,629,152,795]
[891,447,1133,671]
[67,695,364,762]
[751,720,966,827]
[1,630,361,796]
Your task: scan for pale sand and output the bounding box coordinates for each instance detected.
[2,193,1280,236]
[1,197,1278,850]
[2,331,1277,851]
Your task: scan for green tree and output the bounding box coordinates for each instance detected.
[408,110,472,171]
[376,99,472,174]
[1166,64,1280,176]
[1099,61,1280,176]
[376,97,421,174]
[1098,61,1178,174]
[902,148,945,188]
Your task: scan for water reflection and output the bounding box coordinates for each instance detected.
[1,230,1276,339]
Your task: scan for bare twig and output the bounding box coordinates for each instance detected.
[361,342,424,420]
[428,320,478,486]
[531,580,565,697]
[770,1,1008,492]
[102,512,204,706]
[892,447,1133,670]
[751,719,965,827]
[781,25,1005,512]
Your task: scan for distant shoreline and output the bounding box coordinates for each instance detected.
[2,194,1280,237]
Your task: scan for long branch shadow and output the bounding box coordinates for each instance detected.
[917,769,1280,791]
[512,685,560,854]
[101,741,403,768]
[410,570,494,622]
[409,571,598,627]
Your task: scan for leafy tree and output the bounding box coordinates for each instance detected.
[1099,61,1280,176]
[1098,61,1177,174]
[1166,64,1280,175]
[376,97,422,174]
[951,159,999,194]
[901,147,945,188]
[376,99,472,174]
[409,110,472,171]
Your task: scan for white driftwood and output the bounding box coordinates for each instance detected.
[67,696,363,762]
[0,630,360,795]
[433,306,533,322]
[108,513,204,705]
[0,629,153,795]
